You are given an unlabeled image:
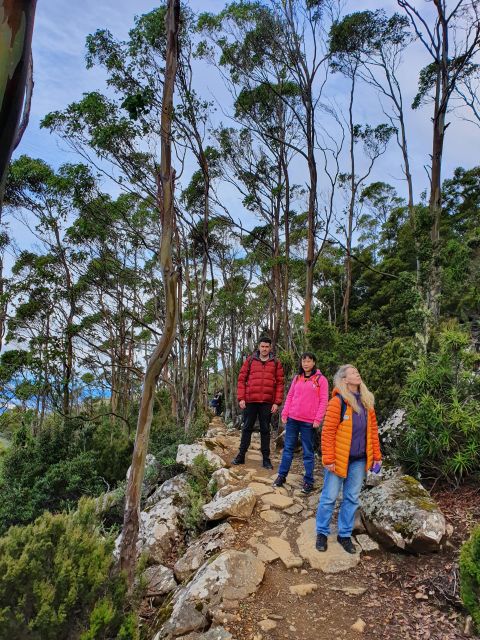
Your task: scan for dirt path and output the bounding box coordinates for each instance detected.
[216,421,471,640]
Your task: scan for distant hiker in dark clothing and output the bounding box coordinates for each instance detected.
[232,336,285,470]
[212,391,223,416]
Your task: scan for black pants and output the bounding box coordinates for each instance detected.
[239,402,272,460]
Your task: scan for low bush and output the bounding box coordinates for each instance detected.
[0,498,138,640]
[460,524,480,631]
[395,324,480,485]
[181,454,217,536]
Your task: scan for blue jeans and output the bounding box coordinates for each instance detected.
[278,418,315,486]
[315,458,366,537]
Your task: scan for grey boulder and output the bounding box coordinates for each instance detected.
[360,474,446,552]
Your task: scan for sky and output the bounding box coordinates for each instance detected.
[6,0,480,273]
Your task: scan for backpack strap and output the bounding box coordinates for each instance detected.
[245,355,254,383]
[338,394,347,422]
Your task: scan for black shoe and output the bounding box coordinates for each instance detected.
[337,535,356,554]
[316,533,328,552]
[273,474,286,487]
[301,482,314,495]
[232,454,245,465]
[262,458,273,470]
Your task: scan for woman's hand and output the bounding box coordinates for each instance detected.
[313,421,320,429]
[324,463,335,473]
[281,416,287,425]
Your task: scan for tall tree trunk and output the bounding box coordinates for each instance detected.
[343,74,356,333]
[0,0,37,352]
[119,0,180,587]
[428,9,448,326]
[304,99,317,331]
[185,158,210,433]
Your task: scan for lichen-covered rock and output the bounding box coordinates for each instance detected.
[143,564,177,597]
[174,523,236,582]
[138,496,185,563]
[161,550,264,637]
[203,488,256,521]
[176,444,226,470]
[208,468,237,491]
[360,475,446,552]
[146,473,189,508]
[114,495,184,563]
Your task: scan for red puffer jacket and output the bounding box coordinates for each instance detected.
[237,353,285,405]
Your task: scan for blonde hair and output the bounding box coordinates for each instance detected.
[333,364,375,413]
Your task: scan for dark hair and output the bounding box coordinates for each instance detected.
[297,352,317,375]
[258,335,272,345]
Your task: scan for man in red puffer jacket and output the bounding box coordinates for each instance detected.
[232,336,285,469]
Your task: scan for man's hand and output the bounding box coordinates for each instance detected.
[281,416,287,425]
[239,400,246,410]
[271,404,278,414]
[313,421,320,429]
[324,463,335,473]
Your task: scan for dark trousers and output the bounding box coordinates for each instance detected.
[239,402,272,459]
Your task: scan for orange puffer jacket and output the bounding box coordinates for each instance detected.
[321,388,382,479]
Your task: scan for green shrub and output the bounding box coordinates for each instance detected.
[460,524,480,631]
[395,324,480,485]
[0,498,138,640]
[0,412,135,535]
[181,454,217,536]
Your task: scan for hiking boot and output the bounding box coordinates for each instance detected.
[231,454,245,465]
[272,474,286,487]
[316,533,328,552]
[301,482,314,495]
[262,458,273,470]
[337,535,357,554]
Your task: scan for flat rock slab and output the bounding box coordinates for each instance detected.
[355,534,380,552]
[284,504,304,516]
[296,519,360,573]
[253,475,274,485]
[248,482,274,496]
[251,542,280,564]
[266,537,303,569]
[261,493,294,510]
[260,510,284,524]
[203,488,256,521]
[289,583,318,596]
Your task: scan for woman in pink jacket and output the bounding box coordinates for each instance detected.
[273,352,329,494]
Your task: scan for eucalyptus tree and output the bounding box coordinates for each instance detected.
[398,0,480,324]
[4,157,96,419]
[119,0,181,587]
[198,0,334,330]
[329,21,395,331]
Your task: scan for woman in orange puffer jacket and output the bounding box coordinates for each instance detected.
[315,364,382,555]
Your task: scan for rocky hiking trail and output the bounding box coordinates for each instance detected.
[143,417,478,640]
